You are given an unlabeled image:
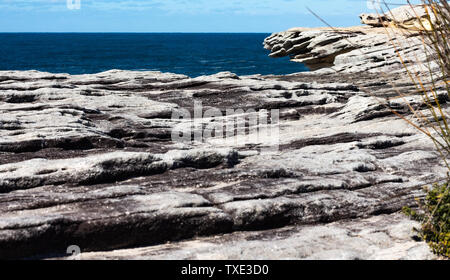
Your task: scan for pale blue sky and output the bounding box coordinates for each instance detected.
[0,0,422,32]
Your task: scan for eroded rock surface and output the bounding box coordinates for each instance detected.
[72,213,436,260]
[0,67,446,260]
[360,5,445,31]
[263,26,432,73]
[1,16,449,259]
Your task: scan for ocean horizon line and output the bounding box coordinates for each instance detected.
[0,32,307,76]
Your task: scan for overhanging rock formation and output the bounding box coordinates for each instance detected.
[263,26,432,73]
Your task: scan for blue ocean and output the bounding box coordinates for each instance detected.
[0,33,308,77]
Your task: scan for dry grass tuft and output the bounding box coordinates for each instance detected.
[377,0,450,258]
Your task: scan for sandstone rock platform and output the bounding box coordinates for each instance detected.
[1,24,448,259]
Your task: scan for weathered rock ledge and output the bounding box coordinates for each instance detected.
[263,25,432,74]
[0,23,448,260]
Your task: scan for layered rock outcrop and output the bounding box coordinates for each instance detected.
[360,4,443,31]
[1,9,448,259]
[76,213,435,260]
[0,67,447,260]
[263,26,432,73]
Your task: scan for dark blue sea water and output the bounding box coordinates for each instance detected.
[0,33,308,77]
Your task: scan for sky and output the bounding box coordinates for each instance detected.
[0,0,425,32]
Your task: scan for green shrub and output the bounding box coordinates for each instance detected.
[403,182,450,258]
